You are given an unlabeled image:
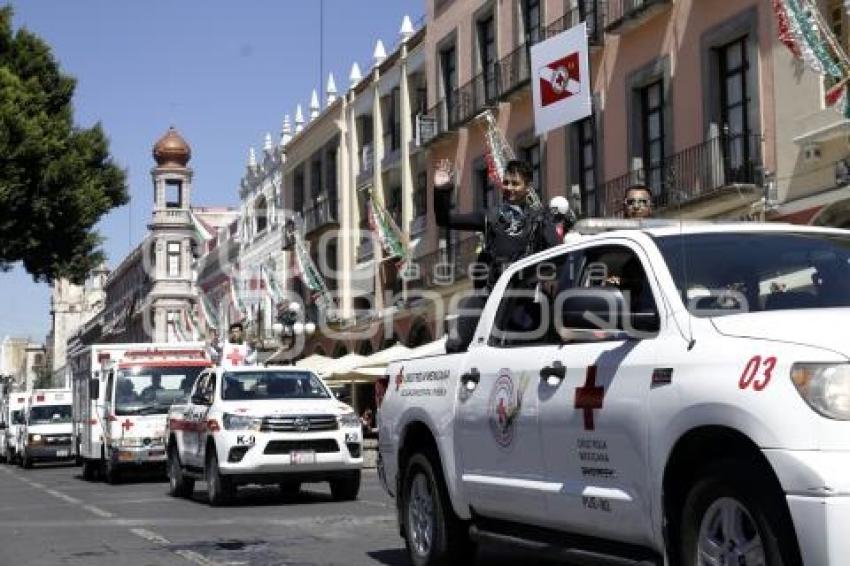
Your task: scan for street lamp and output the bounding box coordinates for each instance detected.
[276,301,316,363]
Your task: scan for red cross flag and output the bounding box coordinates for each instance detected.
[531,22,592,136]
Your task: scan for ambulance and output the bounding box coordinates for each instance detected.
[0,391,27,464]
[19,388,74,468]
[70,343,211,483]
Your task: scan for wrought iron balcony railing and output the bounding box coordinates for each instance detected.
[303,196,339,234]
[605,0,670,35]
[596,134,764,217]
[417,2,608,146]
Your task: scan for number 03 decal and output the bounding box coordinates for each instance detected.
[739,356,777,391]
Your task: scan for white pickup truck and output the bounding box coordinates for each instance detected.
[379,221,850,566]
[166,366,363,506]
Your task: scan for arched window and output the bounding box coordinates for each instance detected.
[332,343,348,359]
[255,196,268,233]
[358,341,374,356]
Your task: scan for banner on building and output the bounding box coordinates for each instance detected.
[530,21,592,136]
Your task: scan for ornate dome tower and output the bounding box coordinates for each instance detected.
[148,126,196,342]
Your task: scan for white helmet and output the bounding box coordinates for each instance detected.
[549,196,570,216]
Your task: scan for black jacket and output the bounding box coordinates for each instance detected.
[434,187,560,288]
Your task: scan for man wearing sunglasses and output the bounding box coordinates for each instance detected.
[623,184,653,219]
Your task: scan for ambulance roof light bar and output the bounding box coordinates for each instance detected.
[572,218,710,235]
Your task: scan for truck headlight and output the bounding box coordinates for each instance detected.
[791,363,850,420]
[116,438,143,448]
[28,434,43,444]
[222,413,262,431]
[337,412,361,429]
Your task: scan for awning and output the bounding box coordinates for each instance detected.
[323,353,370,382]
[347,338,448,380]
[294,353,336,378]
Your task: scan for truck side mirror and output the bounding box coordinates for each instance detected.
[89,378,100,400]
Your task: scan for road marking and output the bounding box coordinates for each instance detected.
[45,489,82,505]
[130,528,171,545]
[82,504,114,518]
[174,550,223,566]
[131,528,225,566]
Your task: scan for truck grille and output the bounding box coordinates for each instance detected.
[263,439,339,455]
[260,415,338,433]
[45,435,72,445]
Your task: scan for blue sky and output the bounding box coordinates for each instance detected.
[0,0,423,342]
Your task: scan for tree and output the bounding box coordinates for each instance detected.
[0,6,128,283]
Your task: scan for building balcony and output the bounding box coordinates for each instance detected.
[406,235,479,290]
[418,3,608,146]
[605,0,671,35]
[151,209,190,226]
[303,196,339,235]
[544,0,607,49]
[357,235,374,263]
[597,134,764,217]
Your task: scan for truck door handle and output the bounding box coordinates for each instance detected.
[540,361,566,383]
[460,368,481,391]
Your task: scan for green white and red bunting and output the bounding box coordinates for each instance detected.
[189,210,214,242]
[198,291,219,330]
[184,308,201,341]
[367,197,408,264]
[229,275,246,318]
[774,0,850,116]
[260,265,284,304]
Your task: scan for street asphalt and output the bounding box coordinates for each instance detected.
[0,461,568,566]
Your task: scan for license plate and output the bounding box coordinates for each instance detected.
[56,450,69,458]
[290,450,316,465]
[148,450,165,458]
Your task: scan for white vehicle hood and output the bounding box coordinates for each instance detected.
[113,414,167,440]
[26,423,72,435]
[711,309,850,358]
[222,399,349,417]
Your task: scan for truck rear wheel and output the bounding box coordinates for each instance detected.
[678,460,801,566]
[167,447,194,498]
[330,470,360,501]
[401,451,475,566]
[104,457,121,485]
[205,449,234,506]
[82,459,98,481]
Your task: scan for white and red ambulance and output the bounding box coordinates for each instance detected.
[19,388,74,468]
[0,391,28,464]
[70,343,211,483]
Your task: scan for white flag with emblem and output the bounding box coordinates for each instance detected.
[531,21,592,136]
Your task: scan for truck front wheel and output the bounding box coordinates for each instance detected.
[205,449,234,506]
[401,451,475,566]
[678,460,801,566]
[167,447,194,498]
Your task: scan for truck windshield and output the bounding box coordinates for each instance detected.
[656,231,850,317]
[28,405,72,425]
[115,366,205,415]
[222,371,330,401]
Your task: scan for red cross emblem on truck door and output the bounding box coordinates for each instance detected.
[121,418,134,432]
[226,347,245,366]
[574,366,604,431]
